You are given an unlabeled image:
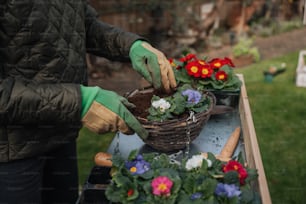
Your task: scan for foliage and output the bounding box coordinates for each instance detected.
[105,150,261,204]
[232,37,260,62]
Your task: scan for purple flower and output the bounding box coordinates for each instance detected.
[125,155,151,175]
[215,183,241,198]
[181,89,202,105]
[190,192,203,200]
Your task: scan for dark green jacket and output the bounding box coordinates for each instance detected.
[0,0,142,162]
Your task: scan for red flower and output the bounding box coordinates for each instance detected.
[186,61,202,77]
[223,160,248,185]
[209,57,235,69]
[200,64,213,78]
[179,53,197,63]
[215,70,228,81]
[209,58,224,69]
[127,188,134,197]
[169,58,181,70]
[223,57,235,67]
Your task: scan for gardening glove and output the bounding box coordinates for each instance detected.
[129,40,177,93]
[80,85,148,139]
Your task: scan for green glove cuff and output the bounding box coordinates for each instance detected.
[129,40,143,57]
[80,85,100,117]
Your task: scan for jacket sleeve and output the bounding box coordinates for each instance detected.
[84,3,146,61]
[0,77,82,125]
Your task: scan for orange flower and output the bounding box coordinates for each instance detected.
[215,70,228,81]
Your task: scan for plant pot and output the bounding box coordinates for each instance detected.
[207,89,241,108]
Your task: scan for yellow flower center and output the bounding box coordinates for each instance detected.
[191,66,198,73]
[202,68,209,75]
[214,62,221,67]
[158,183,168,191]
[130,167,137,173]
[218,74,225,80]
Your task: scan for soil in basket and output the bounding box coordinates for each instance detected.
[127,90,162,119]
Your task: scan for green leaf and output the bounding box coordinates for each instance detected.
[112,154,126,168]
[128,149,139,161]
[223,171,240,184]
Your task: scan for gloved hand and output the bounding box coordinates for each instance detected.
[129,40,177,93]
[80,85,148,139]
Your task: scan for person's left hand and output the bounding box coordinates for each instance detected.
[129,40,177,93]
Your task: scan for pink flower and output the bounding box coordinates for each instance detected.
[151,176,173,197]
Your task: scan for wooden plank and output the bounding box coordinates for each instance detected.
[237,74,272,204]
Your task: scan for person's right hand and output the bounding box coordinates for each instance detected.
[80,85,148,139]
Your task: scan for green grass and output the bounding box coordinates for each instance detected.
[77,50,306,203]
[235,51,306,204]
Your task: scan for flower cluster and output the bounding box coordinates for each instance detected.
[147,84,211,122]
[105,150,261,204]
[170,53,242,91]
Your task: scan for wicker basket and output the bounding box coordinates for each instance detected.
[127,89,216,152]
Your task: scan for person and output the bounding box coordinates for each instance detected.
[0,1,176,203]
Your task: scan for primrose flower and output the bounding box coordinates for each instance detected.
[200,64,214,78]
[215,70,228,81]
[151,98,171,113]
[179,53,196,63]
[181,89,202,105]
[151,176,173,197]
[223,160,248,185]
[209,57,235,69]
[215,183,241,198]
[185,154,212,170]
[125,155,151,175]
[185,61,202,77]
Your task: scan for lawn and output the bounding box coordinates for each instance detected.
[235,51,306,204]
[77,50,306,203]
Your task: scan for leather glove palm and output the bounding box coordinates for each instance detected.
[80,85,148,139]
[129,40,177,93]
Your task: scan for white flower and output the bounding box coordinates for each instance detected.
[185,154,212,171]
[152,98,171,113]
